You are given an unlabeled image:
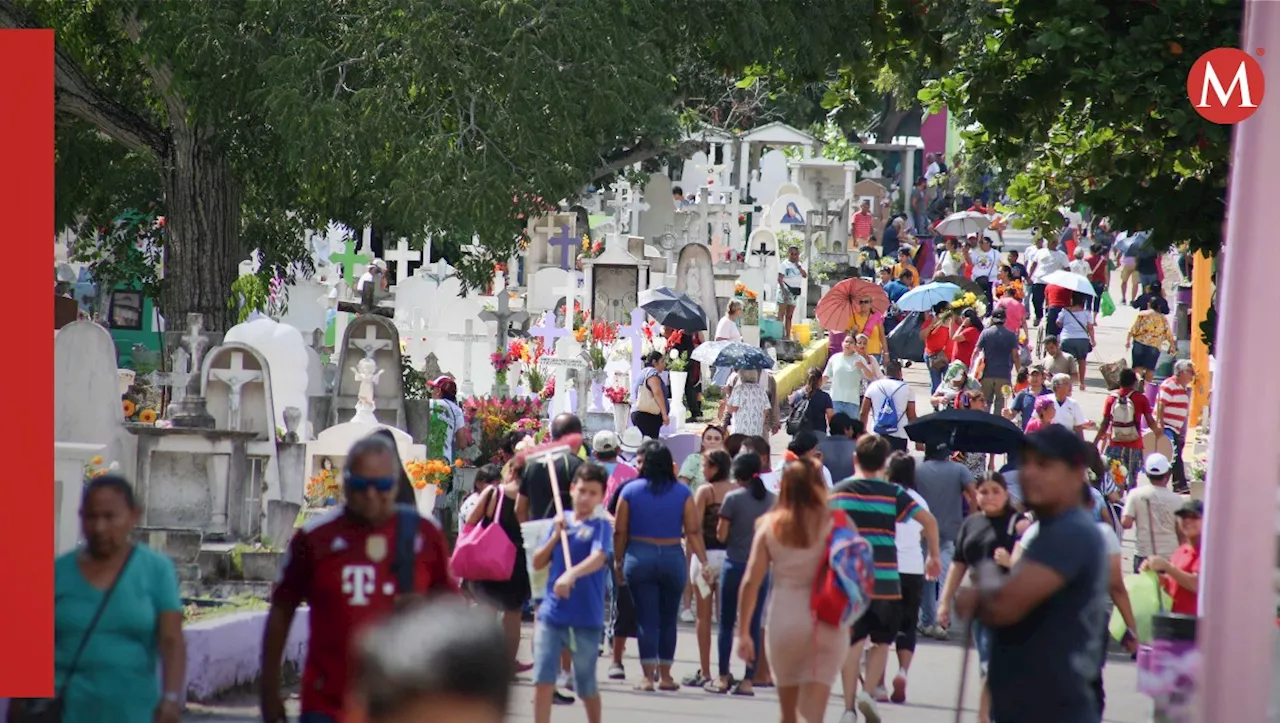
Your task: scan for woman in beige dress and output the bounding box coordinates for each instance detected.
[735,458,851,723]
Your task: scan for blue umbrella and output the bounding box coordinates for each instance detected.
[691,341,775,370]
[895,282,961,313]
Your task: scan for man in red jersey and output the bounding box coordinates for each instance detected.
[260,435,457,723]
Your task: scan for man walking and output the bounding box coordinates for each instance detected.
[974,309,1019,411]
[860,361,917,452]
[831,435,942,723]
[817,412,860,483]
[914,443,976,639]
[1155,360,1195,494]
[1094,368,1157,490]
[1121,453,1185,573]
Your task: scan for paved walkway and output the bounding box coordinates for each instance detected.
[185,625,1151,722]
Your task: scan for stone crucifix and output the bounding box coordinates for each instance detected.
[208,351,263,431]
[479,286,529,351]
[349,325,393,360]
[180,314,210,397]
[383,238,421,287]
[446,319,488,397]
[148,347,192,413]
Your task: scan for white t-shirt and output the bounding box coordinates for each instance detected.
[1069,259,1091,276]
[1030,247,1069,283]
[864,378,913,439]
[430,399,467,462]
[938,249,964,276]
[763,465,832,494]
[896,489,930,575]
[925,162,941,182]
[779,260,803,288]
[715,316,742,342]
[1122,485,1184,558]
[823,353,865,404]
[969,248,1000,279]
[1050,396,1088,431]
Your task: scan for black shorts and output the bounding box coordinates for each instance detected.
[851,599,903,645]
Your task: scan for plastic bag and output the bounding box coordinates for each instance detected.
[1100,290,1117,317]
[1110,570,1173,642]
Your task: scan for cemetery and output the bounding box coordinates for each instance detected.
[51,123,918,700]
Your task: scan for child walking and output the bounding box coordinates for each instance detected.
[532,462,613,723]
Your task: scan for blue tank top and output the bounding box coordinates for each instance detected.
[620,478,692,538]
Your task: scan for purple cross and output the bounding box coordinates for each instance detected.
[529,310,570,353]
[617,307,648,390]
[548,225,578,270]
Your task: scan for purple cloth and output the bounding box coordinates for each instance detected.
[917,237,938,279]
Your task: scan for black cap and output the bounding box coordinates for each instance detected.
[1174,499,1204,518]
[1020,425,1090,468]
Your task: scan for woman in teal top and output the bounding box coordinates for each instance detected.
[52,475,186,723]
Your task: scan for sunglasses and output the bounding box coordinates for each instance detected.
[346,475,396,493]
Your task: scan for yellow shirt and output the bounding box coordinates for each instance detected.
[849,312,885,354]
[1130,312,1173,348]
[894,263,919,288]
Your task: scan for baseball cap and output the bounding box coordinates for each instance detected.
[1020,425,1090,468]
[1144,453,1172,477]
[592,430,620,454]
[1174,499,1204,518]
[991,308,1007,323]
[426,375,453,387]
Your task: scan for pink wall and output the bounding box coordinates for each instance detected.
[920,107,948,160]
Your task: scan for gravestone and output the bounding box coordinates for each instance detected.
[225,316,311,432]
[439,308,493,398]
[478,285,529,352]
[54,295,79,329]
[527,267,574,315]
[332,315,406,428]
[526,213,578,275]
[675,244,719,334]
[583,237,648,325]
[167,314,220,429]
[202,344,273,435]
[54,321,134,474]
[637,175,677,245]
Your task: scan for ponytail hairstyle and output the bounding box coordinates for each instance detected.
[731,451,766,501]
[805,366,822,395]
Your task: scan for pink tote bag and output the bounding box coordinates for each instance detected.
[450,486,518,581]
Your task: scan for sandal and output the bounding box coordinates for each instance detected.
[730,681,755,697]
[703,679,731,694]
[657,680,681,692]
[633,682,656,692]
[682,670,710,688]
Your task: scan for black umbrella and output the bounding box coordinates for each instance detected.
[637,287,708,332]
[932,274,984,296]
[905,409,1026,454]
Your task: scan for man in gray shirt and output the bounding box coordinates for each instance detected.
[817,412,861,483]
[914,442,976,637]
[974,309,1020,411]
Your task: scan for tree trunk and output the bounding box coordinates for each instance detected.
[161,127,240,332]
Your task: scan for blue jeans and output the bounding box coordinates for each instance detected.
[974,620,993,676]
[918,539,956,627]
[718,559,769,679]
[927,358,945,394]
[623,541,686,667]
[534,622,602,697]
[832,400,861,419]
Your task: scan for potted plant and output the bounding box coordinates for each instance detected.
[406,458,453,516]
[733,283,760,326]
[665,329,690,413]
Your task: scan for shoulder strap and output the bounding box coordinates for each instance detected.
[60,546,137,698]
[392,504,420,595]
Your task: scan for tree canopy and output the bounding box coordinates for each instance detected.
[12,0,877,330]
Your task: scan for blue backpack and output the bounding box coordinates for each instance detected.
[873,382,907,436]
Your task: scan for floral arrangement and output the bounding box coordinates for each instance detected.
[539,376,556,402]
[666,330,690,372]
[122,398,159,424]
[574,318,619,369]
[407,458,454,492]
[995,278,1026,301]
[562,300,589,333]
[490,341,523,386]
[306,466,341,505]
[462,395,545,465]
[733,283,757,301]
[603,385,630,405]
[580,233,605,259]
[514,338,546,392]
[1109,459,1129,490]
[949,290,987,317]
[123,399,136,418]
[84,455,117,481]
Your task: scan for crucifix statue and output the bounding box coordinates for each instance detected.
[479,285,529,351]
[208,351,264,431]
[349,324,393,360]
[169,314,216,428]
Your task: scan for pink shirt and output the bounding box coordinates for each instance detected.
[604,460,639,503]
[1024,417,1046,434]
[995,297,1026,334]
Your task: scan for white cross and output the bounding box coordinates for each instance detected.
[350,325,393,360]
[554,277,582,336]
[383,238,421,285]
[534,217,562,243]
[180,314,209,391]
[149,348,191,406]
[400,308,432,367]
[446,319,489,397]
[208,351,263,431]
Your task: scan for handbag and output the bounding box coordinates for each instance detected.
[635,371,663,415]
[12,547,136,723]
[451,486,518,582]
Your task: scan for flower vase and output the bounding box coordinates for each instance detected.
[668,370,688,430]
[494,371,509,398]
[613,402,630,433]
[589,371,607,413]
[414,485,439,517]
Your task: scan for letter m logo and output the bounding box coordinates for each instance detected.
[1187,48,1266,125]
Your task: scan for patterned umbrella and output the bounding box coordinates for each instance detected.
[816,278,890,332]
[637,287,708,332]
[690,341,774,370]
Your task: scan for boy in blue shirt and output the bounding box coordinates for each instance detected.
[532,462,612,723]
[1005,365,1050,429]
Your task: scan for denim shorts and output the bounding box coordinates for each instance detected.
[974,621,993,677]
[533,622,602,697]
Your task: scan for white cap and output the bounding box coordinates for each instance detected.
[1144,453,1171,477]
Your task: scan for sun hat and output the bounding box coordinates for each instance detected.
[619,427,645,454]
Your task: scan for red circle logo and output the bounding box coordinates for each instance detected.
[1187,48,1266,124]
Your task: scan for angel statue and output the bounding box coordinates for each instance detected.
[350,357,384,424]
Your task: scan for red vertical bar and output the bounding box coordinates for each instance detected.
[0,29,55,697]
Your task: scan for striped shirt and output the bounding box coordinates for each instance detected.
[1157,378,1190,433]
[829,477,922,599]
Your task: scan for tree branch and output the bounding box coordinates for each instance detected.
[0,0,167,157]
[591,138,703,180]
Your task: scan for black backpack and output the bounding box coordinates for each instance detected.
[785,392,812,435]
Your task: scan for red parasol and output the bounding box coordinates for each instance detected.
[816,278,890,332]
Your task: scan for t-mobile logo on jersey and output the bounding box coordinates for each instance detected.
[341,564,377,606]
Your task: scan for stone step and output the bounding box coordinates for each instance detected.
[134,526,203,564]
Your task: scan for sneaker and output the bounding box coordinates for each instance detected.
[558,671,574,691]
[928,625,949,641]
[872,685,889,703]
[839,711,859,723]
[680,608,696,623]
[856,691,883,723]
[890,673,907,704]
[553,690,575,705]
[607,663,625,680]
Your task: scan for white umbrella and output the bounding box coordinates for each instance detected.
[1041,269,1096,296]
[935,211,992,238]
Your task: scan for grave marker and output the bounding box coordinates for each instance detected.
[547,225,578,271]
[208,351,264,431]
[330,239,371,287]
[383,238,421,285]
[446,319,488,397]
[479,286,529,351]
